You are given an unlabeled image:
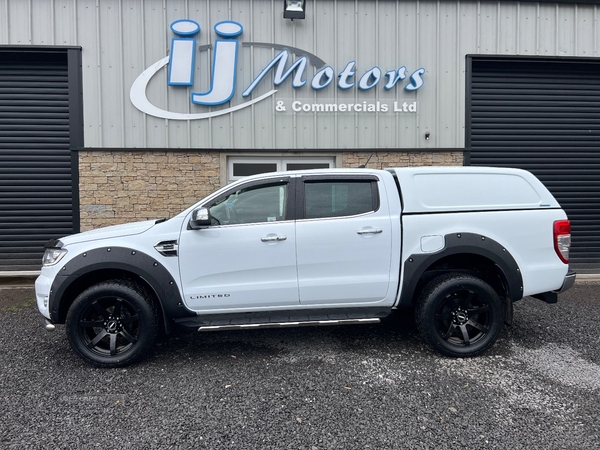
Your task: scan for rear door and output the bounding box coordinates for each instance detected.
[295,175,394,306]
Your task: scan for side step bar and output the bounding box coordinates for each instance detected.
[197,317,381,332]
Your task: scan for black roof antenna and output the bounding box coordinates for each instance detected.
[358,153,374,168]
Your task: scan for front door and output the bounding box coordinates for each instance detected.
[178,178,298,311]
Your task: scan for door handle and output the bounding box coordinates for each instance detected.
[261,235,287,242]
[357,228,383,235]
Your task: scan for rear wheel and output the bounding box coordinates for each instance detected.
[66,280,159,368]
[415,274,505,357]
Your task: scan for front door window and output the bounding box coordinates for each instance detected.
[209,183,287,225]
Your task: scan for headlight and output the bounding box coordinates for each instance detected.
[42,248,68,267]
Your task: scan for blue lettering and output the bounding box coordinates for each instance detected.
[191,21,243,106]
[168,20,201,86]
[311,67,335,90]
[242,50,307,97]
[358,67,382,90]
[384,67,407,90]
[404,68,425,92]
[337,61,356,90]
[167,18,426,108]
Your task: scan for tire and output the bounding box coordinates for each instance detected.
[415,274,505,357]
[66,280,160,368]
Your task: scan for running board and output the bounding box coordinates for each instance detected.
[173,307,391,332]
[197,317,381,332]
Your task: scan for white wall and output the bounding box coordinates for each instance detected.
[1,0,598,149]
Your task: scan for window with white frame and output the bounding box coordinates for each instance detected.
[227,156,335,183]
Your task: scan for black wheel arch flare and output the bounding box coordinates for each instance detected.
[398,232,524,309]
[49,247,195,330]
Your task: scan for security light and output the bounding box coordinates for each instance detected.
[283,0,306,20]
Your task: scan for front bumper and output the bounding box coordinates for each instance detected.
[35,269,54,320]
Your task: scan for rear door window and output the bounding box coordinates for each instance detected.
[304,180,377,219]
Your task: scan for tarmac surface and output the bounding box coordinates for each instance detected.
[1,280,599,449]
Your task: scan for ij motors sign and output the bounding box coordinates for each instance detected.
[130,19,425,120]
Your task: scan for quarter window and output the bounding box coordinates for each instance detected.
[304,180,376,219]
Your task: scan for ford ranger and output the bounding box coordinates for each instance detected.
[35,166,576,367]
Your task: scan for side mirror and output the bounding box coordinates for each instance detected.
[189,207,211,229]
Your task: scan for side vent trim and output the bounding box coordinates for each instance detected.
[154,240,179,257]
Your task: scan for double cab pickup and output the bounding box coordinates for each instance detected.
[35,166,575,367]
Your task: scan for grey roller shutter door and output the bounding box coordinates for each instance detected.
[467,57,600,271]
[0,51,75,271]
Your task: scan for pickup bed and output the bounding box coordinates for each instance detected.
[35,166,576,367]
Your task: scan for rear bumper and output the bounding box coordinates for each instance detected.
[532,270,576,304]
[555,270,576,294]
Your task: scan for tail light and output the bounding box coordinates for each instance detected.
[553,220,571,264]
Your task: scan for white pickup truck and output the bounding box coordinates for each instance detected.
[35,166,575,367]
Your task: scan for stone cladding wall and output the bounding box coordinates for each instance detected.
[79,150,463,231]
[79,151,220,231]
[342,151,463,169]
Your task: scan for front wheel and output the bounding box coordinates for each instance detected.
[66,280,159,368]
[415,274,505,357]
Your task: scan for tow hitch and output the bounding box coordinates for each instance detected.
[44,319,56,332]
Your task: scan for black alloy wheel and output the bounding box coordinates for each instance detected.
[66,280,159,368]
[415,274,505,357]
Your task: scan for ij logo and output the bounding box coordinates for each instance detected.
[130,19,425,120]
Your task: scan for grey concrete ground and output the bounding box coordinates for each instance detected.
[0,281,599,449]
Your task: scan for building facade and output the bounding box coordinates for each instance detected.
[0,0,599,271]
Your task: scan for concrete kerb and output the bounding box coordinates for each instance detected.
[574,273,600,283]
[0,273,38,288]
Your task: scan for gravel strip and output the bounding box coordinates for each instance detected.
[1,284,599,449]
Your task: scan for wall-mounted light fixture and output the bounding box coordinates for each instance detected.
[283,0,306,20]
[425,132,431,141]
